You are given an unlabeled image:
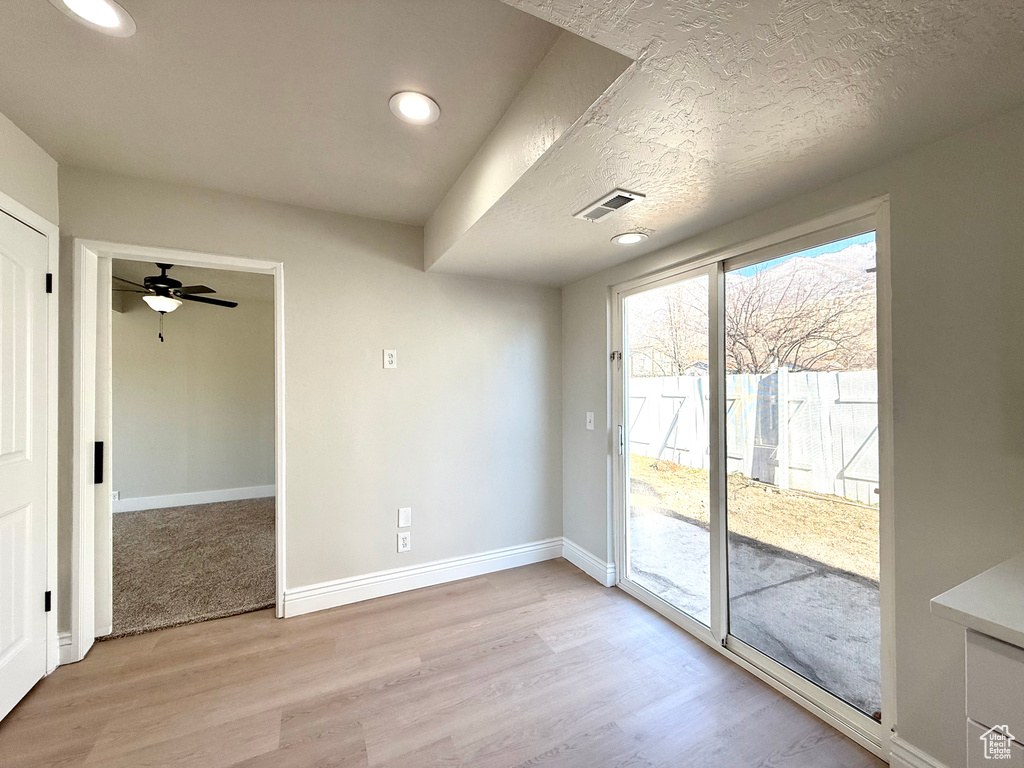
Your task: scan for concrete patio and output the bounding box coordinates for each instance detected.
[629,482,881,717]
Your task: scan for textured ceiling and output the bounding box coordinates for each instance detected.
[0,0,561,225]
[429,0,1024,284]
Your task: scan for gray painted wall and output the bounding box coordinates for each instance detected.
[112,292,275,501]
[560,105,1024,766]
[0,110,58,224]
[57,166,563,614]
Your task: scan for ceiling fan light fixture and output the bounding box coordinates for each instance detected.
[143,295,182,313]
[48,0,137,36]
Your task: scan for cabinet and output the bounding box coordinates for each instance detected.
[933,555,1024,768]
[965,631,1024,766]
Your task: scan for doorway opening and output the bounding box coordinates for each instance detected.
[68,240,285,662]
[106,260,275,637]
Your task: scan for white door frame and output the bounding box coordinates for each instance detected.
[610,197,895,761]
[66,238,286,664]
[0,191,59,676]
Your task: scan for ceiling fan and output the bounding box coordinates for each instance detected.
[113,263,239,313]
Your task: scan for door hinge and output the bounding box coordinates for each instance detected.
[610,350,622,362]
[94,441,104,484]
[44,591,51,612]
[45,273,53,293]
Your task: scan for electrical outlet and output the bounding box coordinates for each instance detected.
[398,507,412,528]
[383,349,397,369]
[112,490,120,501]
[586,412,595,430]
[397,531,411,553]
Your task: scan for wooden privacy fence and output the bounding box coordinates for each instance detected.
[627,369,879,505]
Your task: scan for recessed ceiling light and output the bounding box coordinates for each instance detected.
[612,232,649,245]
[48,0,136,36]
[389,92,440,125]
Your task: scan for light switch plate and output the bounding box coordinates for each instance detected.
[383,349,397,369]
[586,412,595,430]
[397,531,411,553]
[398,507,412,528]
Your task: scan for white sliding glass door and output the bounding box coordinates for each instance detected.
[613,208,890,755]
[623,270,712,627]
[724,233,881,719]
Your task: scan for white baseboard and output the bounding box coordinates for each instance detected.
[113,485,275,513]
[890,736,949,768]
[57,631,76,666]
[283,537,564,617]
[562,538,615,587]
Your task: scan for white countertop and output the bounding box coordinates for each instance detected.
[931,554,1024,649]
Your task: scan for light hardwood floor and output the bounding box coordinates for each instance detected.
[0,560,884,767]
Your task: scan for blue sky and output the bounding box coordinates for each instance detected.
[733,231,875,277]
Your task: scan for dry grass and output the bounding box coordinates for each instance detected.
[630,455,879,581]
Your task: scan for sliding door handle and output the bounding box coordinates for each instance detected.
[618,425,624,456]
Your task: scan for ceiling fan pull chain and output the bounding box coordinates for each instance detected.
[158,312,165,343]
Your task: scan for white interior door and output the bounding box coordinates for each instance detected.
[0,210,49,720]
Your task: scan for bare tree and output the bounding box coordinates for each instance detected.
[628,278,708,376]
[725,262,875,373]
[627,247,876,377]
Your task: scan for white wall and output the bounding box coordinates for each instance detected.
[0,110,58,224]
[112,292,275,503]
[57,165,563,604]
[560,105,1024,766]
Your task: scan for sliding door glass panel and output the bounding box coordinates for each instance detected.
[625,273,711,626]
[724,232,881,717]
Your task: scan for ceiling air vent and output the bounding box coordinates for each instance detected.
[574,188,645,222]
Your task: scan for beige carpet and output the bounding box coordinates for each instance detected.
[109,497,275,638]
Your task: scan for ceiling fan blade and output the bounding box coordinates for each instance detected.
[113,288,148,293]
[113,275,147,289]
[176,285,216,295]
[179,294,238,308]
